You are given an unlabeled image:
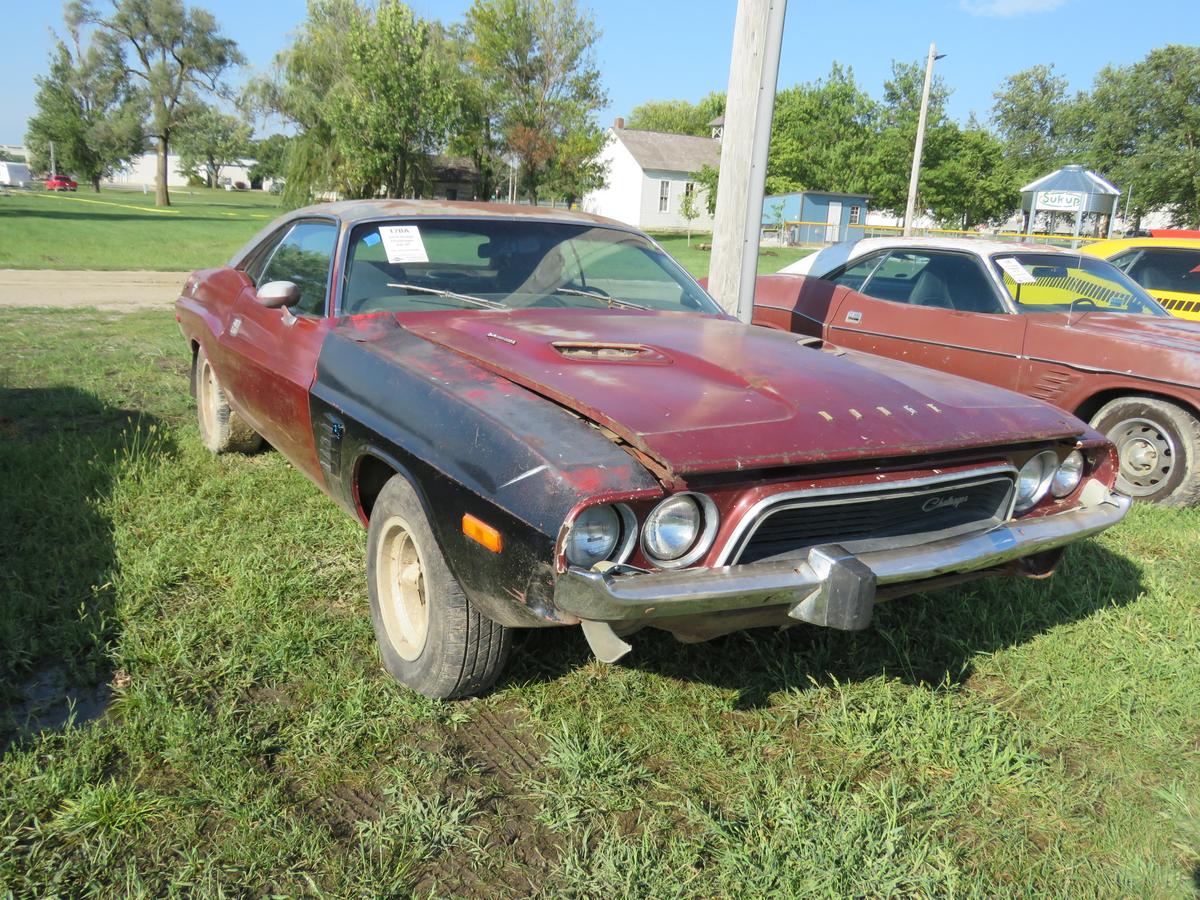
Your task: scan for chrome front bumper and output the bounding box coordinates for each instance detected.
[554,488,1131,629]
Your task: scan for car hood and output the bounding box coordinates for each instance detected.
[398,309,1083,478]
[1054,311,1200,352]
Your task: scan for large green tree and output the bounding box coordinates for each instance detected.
[464,0,606,202]
[625,92,725,136]
[923,119,1020,228]
[1082,46,1200,228]
[864,59,955,215]
[25,2,143,192]
[991,64,1074,182]
[85,0,243,206]
[246,133,291,187]
[766,64,874,196]
[174,104,250,187]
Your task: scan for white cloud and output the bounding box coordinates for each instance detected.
[960,0,1067,16]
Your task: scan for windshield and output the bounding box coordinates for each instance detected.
[340,218,719,316]
[992,252,1168,317]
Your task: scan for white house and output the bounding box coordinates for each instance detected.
[583,119,720,231]
[107,152,257,189]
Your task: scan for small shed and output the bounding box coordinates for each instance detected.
[1021,165,1121,239]
[762,190,870,245]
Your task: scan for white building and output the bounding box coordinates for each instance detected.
[582,119,720,231]
[107,152,257,189]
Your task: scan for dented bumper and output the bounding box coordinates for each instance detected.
[554,489,1130,630]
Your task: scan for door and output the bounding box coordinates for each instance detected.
[220,219,339,481]
[825,248,1027,391]
[825,201,843,242]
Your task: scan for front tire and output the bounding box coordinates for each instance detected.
[195,346,262,454]
[1090,396,1200,506]
[366,474,512,699]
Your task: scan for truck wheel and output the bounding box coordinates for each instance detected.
[366,474,512,699]
[1090,396,1200,507]
[195,346,262,454]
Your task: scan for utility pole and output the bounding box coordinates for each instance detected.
[902,43,943,237]
[707,0,788,322]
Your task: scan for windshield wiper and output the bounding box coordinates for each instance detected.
[554,287,649,311]
[387,282,508,310]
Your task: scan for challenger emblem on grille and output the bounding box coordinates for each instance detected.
[922,494,970,512]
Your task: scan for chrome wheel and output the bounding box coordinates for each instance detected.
[374,516,429,661]
[1110,416,1175,497]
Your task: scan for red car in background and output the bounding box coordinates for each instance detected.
[44,175,77,191]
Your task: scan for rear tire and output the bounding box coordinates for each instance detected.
[195,346,262,454]
[366,474,512,698]
[1090,395,1200,507]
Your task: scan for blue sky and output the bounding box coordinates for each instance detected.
[2,0,1197,145]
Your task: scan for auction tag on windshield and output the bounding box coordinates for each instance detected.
[996,256,1036,284]
[378,225,429,264]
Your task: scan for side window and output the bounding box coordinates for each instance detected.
[1125,248,1200,292]
[1107,249,1140,274]
[259,221,338,316]
[243,229,288,284]
[827,253,886,291]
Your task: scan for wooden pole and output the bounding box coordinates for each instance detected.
[903,43,938,237]
[707,0,788,321]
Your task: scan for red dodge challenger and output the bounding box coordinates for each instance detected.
[176,202,1128,698]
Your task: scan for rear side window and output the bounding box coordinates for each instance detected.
[1115,248,1200,294]
[827,253,885,291]
[259,221,338,316]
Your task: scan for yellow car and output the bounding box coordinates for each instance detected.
[1083,237,1200,321]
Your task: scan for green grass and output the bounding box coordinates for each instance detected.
[2,308,1199,896]
[0,188,808,278]
[651,231,812,277]
[0,187,281,271]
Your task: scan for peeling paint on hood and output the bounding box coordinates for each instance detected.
[397,308,1084,476]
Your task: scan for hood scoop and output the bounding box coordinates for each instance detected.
[552,341,670,364]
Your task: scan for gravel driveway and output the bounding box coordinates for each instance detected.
[0,270,191,312]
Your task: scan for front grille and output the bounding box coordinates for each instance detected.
[733,471,1015,564]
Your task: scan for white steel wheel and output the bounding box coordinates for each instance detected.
[365,474,513,699]
[193,346,262,454]
[374,515,430,661]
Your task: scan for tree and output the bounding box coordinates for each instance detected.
[922,120,1020,228]
[864,59,954,215]
[991,64,1073,181]
[1083,46,1200,228]
[678,182,701,245]
[626,92,725,136]
[464,0,606,202]
[325,1,456,198]
[86,0,243,206]
[693,163,719,216]
[25,2,143,191]
[174,104,249,187]
[766,64,875,195]
[247,133,290,187]
[541,124,607,207]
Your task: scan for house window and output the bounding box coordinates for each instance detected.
[659,180,670,212]
[684,182,695,198]
[445,188,458,201]
[848,204,862,225]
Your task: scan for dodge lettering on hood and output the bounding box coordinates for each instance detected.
[176,201,1129,698]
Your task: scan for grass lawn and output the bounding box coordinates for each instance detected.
[651,231,812,277]
[0,188,808,278]
[0,187,280,271]
[2,306,1198,895]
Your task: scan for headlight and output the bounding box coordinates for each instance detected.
[564,504,621,567]
[641,493,718,568]
[1014,450,1059,512]
[1052,450,1085,497]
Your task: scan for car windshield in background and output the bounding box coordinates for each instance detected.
[992,252,1168,317]
[341,219,719,316]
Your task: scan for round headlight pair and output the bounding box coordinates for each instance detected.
[563,503,635,568]
[1015,450,1086,512]
[641,492,718,568]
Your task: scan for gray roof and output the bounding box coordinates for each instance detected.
[1021,165,1120,196]
[613,128,720,174]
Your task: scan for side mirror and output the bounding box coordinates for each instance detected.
[257,280,300,309]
